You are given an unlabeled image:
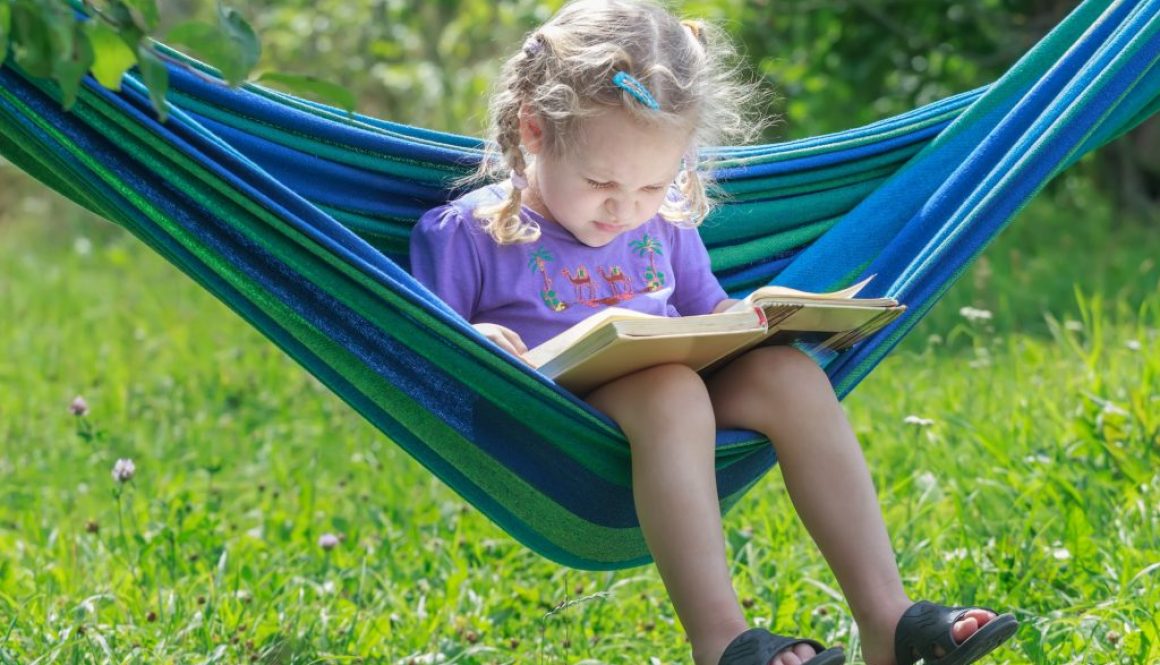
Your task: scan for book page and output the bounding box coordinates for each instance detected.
[727,275,883,312]
[549,327,767,394]
[524,307,659,368]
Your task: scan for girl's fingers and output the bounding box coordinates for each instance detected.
[501,328,529,355]
[473,323,529,360]
[489,334,518,355]
[498,331,532,365]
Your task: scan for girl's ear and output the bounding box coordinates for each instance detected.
[518,104,546,154]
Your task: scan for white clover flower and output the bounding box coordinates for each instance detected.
[943,547,969,562]
[1125,340,1141,351]
[903,415,934,427]
[111,458,136,483]
[396,653,446,665]
[318,533,340,550]
[1052,547,1071,560]
[69,396,89,416]
[916,471,938,493]
[959,306,993,322]
[1101,401,1129,417]
[416,594,428,620]
[73,237,92,256]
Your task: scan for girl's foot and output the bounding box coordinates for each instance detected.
[765,640,821,663]
[862,602,1015,665]
[715,628,844,665]
[766,641,819,665]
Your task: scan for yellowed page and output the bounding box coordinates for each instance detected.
[550,327,768,394]
[524,307,657,368]
[727,275,888,312]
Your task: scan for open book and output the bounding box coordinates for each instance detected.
[524,277,906,394]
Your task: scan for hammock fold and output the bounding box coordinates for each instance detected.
[1,0,1157,569]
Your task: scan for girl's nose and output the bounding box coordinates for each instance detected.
[605,195,635,222]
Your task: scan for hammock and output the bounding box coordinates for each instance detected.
[1,0,1157,570]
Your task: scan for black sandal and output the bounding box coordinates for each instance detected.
[719,627,846,665]
[894,601,1019,665]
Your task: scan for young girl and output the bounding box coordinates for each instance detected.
[410,1,1019,664]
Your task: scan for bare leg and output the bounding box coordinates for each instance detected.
[708,346,994,665]
[586,364,753,665]
[585,352,996,665]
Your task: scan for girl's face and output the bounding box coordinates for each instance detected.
[520,108,690,248]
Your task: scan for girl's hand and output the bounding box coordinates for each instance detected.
[474,323,530,362]
[714,297,742,313]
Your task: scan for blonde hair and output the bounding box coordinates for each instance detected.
[468,0,767,244]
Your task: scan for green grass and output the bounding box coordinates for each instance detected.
[0,184,1157,664]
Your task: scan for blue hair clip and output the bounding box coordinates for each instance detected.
[612,71,660,111]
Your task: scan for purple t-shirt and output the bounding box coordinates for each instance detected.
[409,185,728,349]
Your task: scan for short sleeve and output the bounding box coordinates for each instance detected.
[408,204,485,320]
[668,224,727,316]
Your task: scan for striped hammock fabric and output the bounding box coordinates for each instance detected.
[1,0,1157,570]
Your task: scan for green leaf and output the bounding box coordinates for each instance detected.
[54,23,95,110]
[86,17,136,90]
[165,19,218,58]
[136,43,168,122]
[11,3,54,78]
[215,3,259,86]
[167,8,259,87]
[43,0,75,59]
[105,3,146,56]
[120,0,159,32]
[98,0,135,31]
[256,72,356,114]
[165,18,232,82]
[0,2,11,69]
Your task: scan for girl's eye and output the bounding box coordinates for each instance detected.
[586,180,665,192]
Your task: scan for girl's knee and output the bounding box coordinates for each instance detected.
[617,363,710,413]
[586,363,712,432]
[735,345,827,389]
[709,346,833,420]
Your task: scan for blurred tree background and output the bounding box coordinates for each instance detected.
[1,0,1157,217]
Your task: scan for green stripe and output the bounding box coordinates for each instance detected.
[709,217,838,272]
[714,148,917,200]
[704,178,881,245]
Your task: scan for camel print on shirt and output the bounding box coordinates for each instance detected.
[529,232,669,311]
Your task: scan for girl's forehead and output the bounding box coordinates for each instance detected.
[575,109,689,146]
[571,110,691,173]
